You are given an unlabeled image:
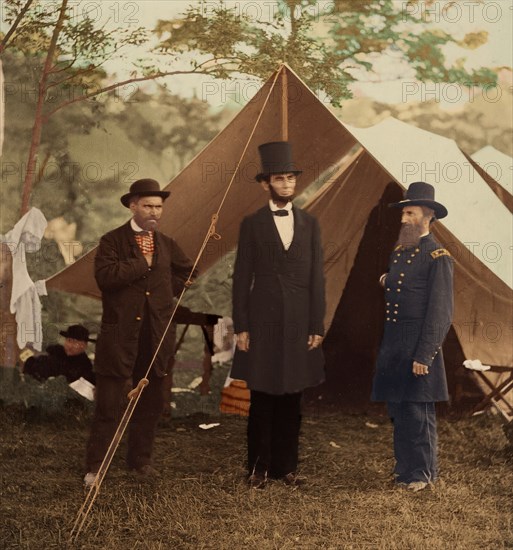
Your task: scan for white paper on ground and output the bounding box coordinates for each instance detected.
[199,423,220,430]
[69,377,95,401]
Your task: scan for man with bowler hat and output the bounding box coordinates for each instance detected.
[23,324,96,385]
[372,181,454,492]
[84,179,196,486]
[231,142,326,489]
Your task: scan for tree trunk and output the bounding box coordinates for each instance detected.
[19,0,69,216]
[0,244,19,367]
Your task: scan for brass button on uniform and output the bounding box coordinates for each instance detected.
[136,316,141,321]
[145,291,150,296]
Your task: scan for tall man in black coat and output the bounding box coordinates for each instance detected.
[372,182,454,492]
[84,179,195,486]
[231,142,326,489]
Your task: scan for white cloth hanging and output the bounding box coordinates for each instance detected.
[1,208,48,351]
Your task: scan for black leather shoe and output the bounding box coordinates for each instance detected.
[247,472,267,490]
[282,472,305,487]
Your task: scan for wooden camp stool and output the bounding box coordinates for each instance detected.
[161,307,222,413]
[469,366,513,422]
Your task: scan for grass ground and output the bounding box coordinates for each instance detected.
[1,364,512,550]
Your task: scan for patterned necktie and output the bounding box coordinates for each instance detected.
[134,231,154,254]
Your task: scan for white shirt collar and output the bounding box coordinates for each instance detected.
[130,219,145,232]
[268,200,293,212]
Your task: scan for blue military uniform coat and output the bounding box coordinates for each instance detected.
[371,233,454,403]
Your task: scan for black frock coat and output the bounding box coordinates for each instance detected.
[231,205,326,395]
[93,222,194,378]
[371,233,454,403]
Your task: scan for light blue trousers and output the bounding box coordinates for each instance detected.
[387,401,438,484]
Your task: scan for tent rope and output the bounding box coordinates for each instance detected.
[70,65,285,543]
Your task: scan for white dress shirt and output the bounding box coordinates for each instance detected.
[269,200,294,250]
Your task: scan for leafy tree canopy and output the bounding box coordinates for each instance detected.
[152,0,498,106]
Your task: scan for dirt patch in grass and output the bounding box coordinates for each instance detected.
[1,363,513,549]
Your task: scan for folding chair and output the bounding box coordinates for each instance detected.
[464,362,513,443]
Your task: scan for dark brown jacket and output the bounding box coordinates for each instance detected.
[94,222,194,378]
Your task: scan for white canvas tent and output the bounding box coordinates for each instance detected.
[471,145,513,195]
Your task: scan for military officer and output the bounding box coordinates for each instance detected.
[372,181,454,492]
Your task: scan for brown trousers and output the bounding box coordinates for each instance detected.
[85,370,164,472]
[85,314,165,472]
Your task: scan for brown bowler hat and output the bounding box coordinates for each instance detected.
[120,179,170,208]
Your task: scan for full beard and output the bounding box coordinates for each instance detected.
[141,219,159,231]
[269,187,295,204]
[396,223,424,248]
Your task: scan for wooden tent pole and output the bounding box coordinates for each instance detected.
[281,67,288,141]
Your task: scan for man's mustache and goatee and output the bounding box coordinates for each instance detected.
[269,186,295,203]
[396,223,424,248]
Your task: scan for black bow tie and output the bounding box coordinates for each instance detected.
[273,210,289,217]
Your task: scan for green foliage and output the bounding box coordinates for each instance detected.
[330,0,497,88]
[154,0,497,107]
[154,0,353,105]
[2,0,149,103]
[112,88,225,171]
[0,48,101,230]
[402,31,497,85]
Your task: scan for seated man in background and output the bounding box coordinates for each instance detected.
[23,324,96,385]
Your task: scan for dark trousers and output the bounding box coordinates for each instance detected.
[387,401,438,484]
[247,390,302,478]
[86,316,165,472]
